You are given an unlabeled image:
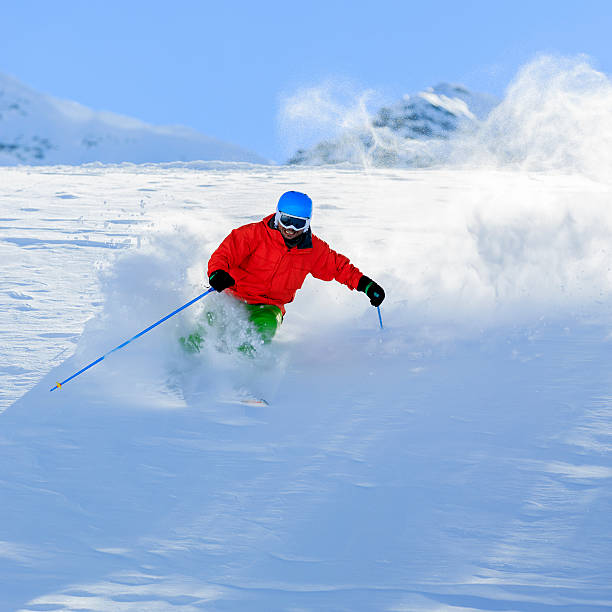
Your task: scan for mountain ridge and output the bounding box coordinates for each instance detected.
[0,72,267,165]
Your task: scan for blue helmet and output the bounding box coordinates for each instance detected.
[276,191,313,219]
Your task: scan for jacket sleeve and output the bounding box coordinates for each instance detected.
[207,224,257,277]
[310,238,363,290]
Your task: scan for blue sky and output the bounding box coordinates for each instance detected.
[3,1,612,161]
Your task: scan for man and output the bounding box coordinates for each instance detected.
[183,191,384,354]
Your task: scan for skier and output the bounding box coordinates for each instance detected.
[183,191,385,353]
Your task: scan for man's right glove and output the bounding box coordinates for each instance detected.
[357,275,385,307]
[209,269,235,293]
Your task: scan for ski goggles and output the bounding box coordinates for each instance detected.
[275,211,310,231]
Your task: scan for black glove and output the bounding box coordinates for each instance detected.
[357,275,385,307]
[209,269,235,293]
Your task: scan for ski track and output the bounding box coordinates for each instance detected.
[0,164,611,611]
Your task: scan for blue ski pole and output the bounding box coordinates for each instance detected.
[377,306,383,330]
[50,288,215,392]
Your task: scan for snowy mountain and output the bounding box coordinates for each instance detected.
[288,83,498,167]
[0,72,267,165]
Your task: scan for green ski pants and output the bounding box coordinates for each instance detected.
[244,303,283,344]
[180,302,282,354]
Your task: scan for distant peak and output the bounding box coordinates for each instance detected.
[288,82,499,168]
[0,72,267,166]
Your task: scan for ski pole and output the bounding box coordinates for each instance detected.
[377,306,383,330]
[50,288,215,392]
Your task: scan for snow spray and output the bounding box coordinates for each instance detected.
[454,55,612,182]
[50,288,215,392]
[280,55,612,181]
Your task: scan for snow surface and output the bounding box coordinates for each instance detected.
[1,157,611,611]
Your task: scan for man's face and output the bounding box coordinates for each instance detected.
[278,224,305,241]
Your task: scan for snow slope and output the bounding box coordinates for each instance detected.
[1,159,611,611]
[1,54,612,612]
[0,73,267,165]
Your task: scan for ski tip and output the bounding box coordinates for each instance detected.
[240,397,269,407]
[219,396,269,407]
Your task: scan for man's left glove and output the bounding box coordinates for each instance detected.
[209,269,235,293]
[357,275,385,307]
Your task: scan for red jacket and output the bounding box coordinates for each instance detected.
[207,214,363,314]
